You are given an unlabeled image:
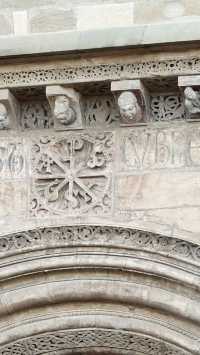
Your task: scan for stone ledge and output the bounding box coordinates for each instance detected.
[1,20,200,57]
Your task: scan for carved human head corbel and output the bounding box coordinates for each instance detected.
[178,76,200,119]
[0,103,9,129]
[118,91,142,123]
[46,86,83,130]
[0,89,19,130]
[54,95,76,126]
[184,86,200,115]
[111,80,150,125]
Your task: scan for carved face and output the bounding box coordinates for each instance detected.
[0,103,9,129]
[54,95,76,125]
[184,87,197,101]
[118,92,139,121]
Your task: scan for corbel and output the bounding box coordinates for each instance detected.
[0,89,20,130]
[111,79,150,125]
[46,85,84,130]
[178,75,200,120]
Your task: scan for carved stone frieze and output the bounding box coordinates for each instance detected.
[0,328,190,355]
[150,94,185,121]
[21,100,53,129]
[120,125,200,171]
[1,226,200,267]
[1,56,200,88]
[30,132,113,217]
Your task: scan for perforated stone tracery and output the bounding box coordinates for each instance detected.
[0,57,200,88]
[150,94,185,121]
[0,329,190,355]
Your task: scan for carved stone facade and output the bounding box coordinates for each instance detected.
[0,8,200,354]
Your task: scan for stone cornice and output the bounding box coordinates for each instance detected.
[1,21,200,58]
[0,54,200,88]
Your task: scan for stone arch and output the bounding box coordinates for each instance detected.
[0,225,199,354]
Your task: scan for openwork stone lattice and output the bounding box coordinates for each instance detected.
[1,57,200,88]
[1,226,200,266]
[0,328,190,355]
[30,133,113,217]
[84,95,119,127]
[150,95,185,121]
[21,101,53,129]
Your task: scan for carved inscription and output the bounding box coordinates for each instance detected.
[30,132,113,217]
[121,125,200,171]
[0,141,25,178]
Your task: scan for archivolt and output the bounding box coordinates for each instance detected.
[0,225,199,354]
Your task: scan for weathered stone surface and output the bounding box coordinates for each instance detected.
[29,8,76,33]
[76,3,134,30]
[116,171,200,210]
[0,9,199,353]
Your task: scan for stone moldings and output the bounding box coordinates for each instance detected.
[0,329,189,355]
[30,132,113,217]
[0,226,200,266]
[1,56,200,88]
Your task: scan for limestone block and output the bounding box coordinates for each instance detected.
[13,10,28,35]
[134,0,200,24]
[76,3,134,30]
[29,7,76,33]
[0,10,13,35]
[145,207,200,235]
[46,85,83,130]
[116,171,200,211]
[0,89,20,130]
[0,180,27,218]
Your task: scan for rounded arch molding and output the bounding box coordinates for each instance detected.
[0,224,200,354]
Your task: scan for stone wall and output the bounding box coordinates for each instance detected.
[0,0,200,35]
[0,2,200,353]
